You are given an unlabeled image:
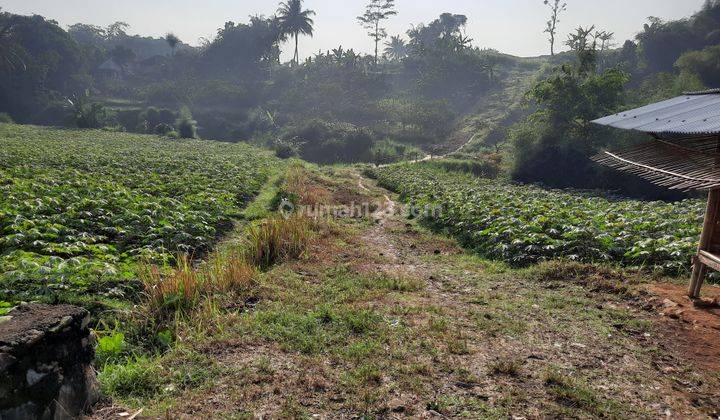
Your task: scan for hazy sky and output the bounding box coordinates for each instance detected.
[3,0,707,60]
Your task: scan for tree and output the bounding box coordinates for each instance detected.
[165,33,180,55]
[110,45,135,66]
[543,0,567,56]
[277,0,315,65]
[67,23,106,45]
[384,35,407,60]
[0,13,24,72]
[566,26,597,74]
[106,21,129,38]
[357,0,397,67]
[676,44,720,88]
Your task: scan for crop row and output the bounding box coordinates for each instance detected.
[370,161,704,273]
[0,124,279,302]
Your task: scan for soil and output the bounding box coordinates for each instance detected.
[89,168,720,419]
[645,283,720,372]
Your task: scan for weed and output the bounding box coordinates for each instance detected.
[142,256,202,316]
[283,165,332,206]
[279,396,309,419]
[488,357,523,376]
[255,356,276,376]
[447,330,472,355]
[244,216,312,270]
[429,316,449,333]
[372,273,425,292]
[99,356,161,398]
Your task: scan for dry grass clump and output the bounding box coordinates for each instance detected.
[245,216,313,270]
[284,165,332,206]
[141,251,257,318]
[142,214,314,319]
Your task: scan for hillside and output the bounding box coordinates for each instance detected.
[441,56,547,155]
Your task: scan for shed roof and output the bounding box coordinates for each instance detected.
[592,90,720,135]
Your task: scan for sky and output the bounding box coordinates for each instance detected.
[2,0,707,61]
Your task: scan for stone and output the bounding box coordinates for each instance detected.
[0,303,99,419]
[25,369,47,387]
[0,353,17,372]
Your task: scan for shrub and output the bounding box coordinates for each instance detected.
[676,45,720,88]
[0,113,13,123]
[154,123,174,136]
[137,107,177,133]
[72,98,114,129]
[273,138,299,159]
[282,119,374,164]
[378,98,456,141]
[176,112,198,139]
[431,157,501,179]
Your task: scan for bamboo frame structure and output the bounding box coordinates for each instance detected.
[592,91,720,298]
[594,134,720,299]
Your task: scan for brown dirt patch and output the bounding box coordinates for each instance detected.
[646,283,720,372]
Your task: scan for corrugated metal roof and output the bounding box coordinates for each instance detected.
[592,91,720,135]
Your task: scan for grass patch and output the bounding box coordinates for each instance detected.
[542,368,632,418]
[488,357,523,376]
[246,304,385,355]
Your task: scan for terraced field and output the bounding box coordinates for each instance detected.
[0,124,279,305]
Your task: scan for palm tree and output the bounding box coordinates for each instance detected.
[384,35,407,61]
[277,0,315,66]
[165,33,180,56]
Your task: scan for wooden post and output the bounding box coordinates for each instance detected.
[689,187,720,298]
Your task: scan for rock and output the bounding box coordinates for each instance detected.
[389,398,405,413]
[662,299,678,308]
[0,303,99,419]
[0,353,17,372]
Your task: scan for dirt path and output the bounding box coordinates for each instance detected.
[106,168,720,419]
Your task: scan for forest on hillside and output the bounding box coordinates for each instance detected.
[1,1,720,197]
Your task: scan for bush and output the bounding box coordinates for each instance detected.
[283,119,374,164]
[0,113,13,123]
[370,139,424,164]
[176,110,198,139]
[273,138,299,159]
[154,123,174,136]
[137,107,177,134]
[73,99,114,129]
[378,98,456,141]
[676,45,720,88]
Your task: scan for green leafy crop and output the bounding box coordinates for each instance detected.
[0,124,279,303]
[371,162,703,273]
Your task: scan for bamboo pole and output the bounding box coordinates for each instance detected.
[689,187,720,298]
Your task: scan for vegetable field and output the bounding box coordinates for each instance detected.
[0,124,278,303]
[370,162,705,272]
